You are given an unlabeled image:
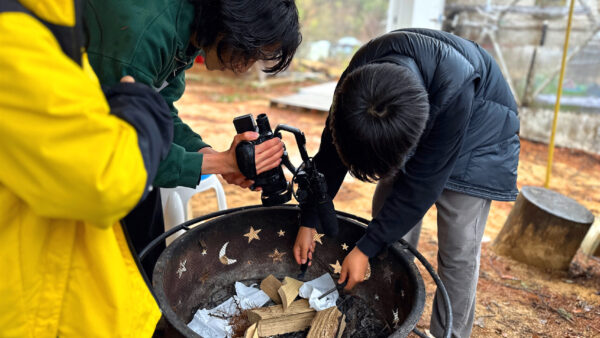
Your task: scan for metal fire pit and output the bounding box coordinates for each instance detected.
[148,205,448,337]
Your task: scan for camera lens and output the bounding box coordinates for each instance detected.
[256,114,272,135]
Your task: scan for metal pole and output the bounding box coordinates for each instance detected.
[544,0,576,188]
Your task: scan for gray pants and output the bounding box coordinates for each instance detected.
[373,178,491,338]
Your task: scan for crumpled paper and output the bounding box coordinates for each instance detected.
[299,273,339,311]
[187,282,270,337]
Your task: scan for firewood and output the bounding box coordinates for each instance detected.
[247,299,313,323]
[260,274,282,304]
[247,299,316,336]
[307,306,342,338]
[336,314,346,338]
[257,312,315,336]
[277,276,304,312]
[244,323,258,338]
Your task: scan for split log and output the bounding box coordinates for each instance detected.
[244,323,258,338]
[493,186,594,270]
[580,218,600,257]
[337,314,346,338]
[247,299,315,336]
[307,306,342,338]
[260,274,282,304]
[277,277,304,312]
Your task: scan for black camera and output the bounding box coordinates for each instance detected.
[234,113,292,206]
[233,113,338,237]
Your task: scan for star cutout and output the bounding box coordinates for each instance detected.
[330,260,342,274]
[341,243,349,251]
[374,294,380,301]
[269,249,286,263]
[176,259,187,279]
[244,226,262,243]
[313,233,325,245]
[201,249,207,256]
[392,308,399,326]
[277,229,285,237]
[383,265,393,284]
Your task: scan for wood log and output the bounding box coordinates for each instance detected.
[337,314,346,338]
[244,323,258,338]
[579,218,600,257]
[257,312,315,336]
[277,277,304,312]
[247,299,314,323]
[247,299,316,336]
[307,306,342,338]
[260,274,282,304]
[493,186,594,270]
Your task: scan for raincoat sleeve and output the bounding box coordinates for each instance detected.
[0,13,168,227]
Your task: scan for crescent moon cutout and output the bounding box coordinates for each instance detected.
[218,242,237,265]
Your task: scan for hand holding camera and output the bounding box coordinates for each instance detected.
[199,130,283,189]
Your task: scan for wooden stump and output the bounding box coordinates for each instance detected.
[493,186,595,270]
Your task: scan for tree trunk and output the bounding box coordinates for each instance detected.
[493,186,594,270]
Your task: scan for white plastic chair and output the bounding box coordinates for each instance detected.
[160,174,227,244]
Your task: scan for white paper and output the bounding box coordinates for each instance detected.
[298,273,339,311]
[234,282,271,310]
[187,282,271,337]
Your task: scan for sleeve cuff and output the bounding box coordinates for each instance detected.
[178,151,204,187]
[356,231,386,258]
[299,204,318,229]
[180,137,210,153]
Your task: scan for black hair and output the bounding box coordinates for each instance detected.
[189,0,301,73]
[330,63,430,182]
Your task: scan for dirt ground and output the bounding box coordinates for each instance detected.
[179,67,600,337]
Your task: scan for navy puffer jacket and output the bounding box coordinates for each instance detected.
[303,29,520,257]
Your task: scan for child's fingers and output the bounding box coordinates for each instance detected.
[344,276,358,291]
[300,246,308,264]
[308,250,313,266]
[293,244,302,265]
[338,265,347,284]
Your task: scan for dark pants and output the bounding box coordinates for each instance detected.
[122,188,166,280]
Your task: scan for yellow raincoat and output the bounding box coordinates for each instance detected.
[0,0,161,336]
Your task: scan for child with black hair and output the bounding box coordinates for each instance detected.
[84,0,302,274]
[294,29,520,338]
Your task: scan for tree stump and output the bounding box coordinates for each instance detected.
[493,186,595,270]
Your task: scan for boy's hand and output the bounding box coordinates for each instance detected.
[339,247,369,291]
[294,226,316,266]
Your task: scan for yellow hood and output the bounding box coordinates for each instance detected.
[19,0,74,26]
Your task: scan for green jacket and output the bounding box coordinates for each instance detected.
[85,0,208,188]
